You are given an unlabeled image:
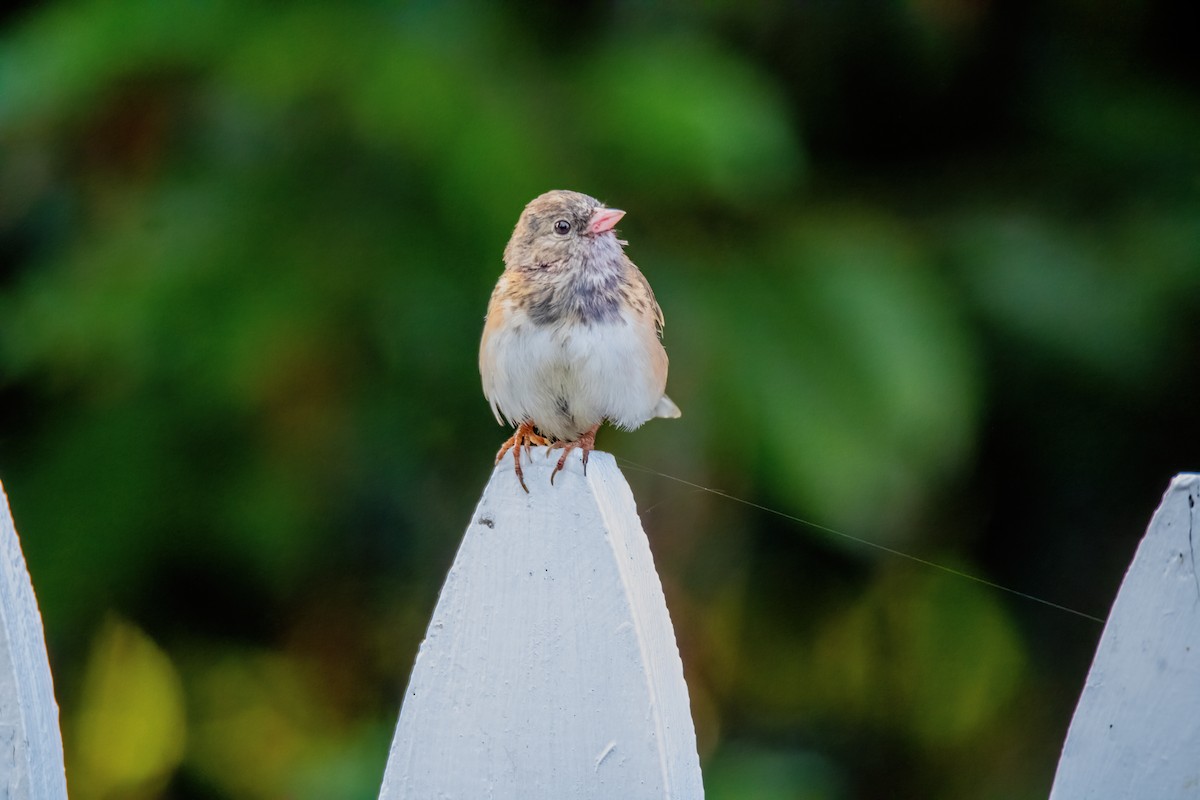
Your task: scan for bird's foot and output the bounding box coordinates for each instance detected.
[495,421,549,493]
[547,424,600,485]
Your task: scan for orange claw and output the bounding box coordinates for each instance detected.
[495,420,549,493]
[547,423,600,485]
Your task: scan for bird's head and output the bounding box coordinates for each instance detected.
[503,190,626,272]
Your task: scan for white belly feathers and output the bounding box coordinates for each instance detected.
[482,310,666,442]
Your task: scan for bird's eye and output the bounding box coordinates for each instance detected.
[553,219,571,235]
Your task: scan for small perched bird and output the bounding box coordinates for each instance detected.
[480,190,681,491]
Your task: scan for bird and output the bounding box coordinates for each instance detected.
[480,190,681,492]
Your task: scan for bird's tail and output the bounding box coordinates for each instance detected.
[654,394,682,419]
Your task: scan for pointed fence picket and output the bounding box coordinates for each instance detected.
[378,449,704,799]
[1050,474,1200,798]
[0,479,68,800]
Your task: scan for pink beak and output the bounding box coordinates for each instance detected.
[588,207,625,235]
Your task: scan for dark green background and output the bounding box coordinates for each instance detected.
[1,1,1197,798]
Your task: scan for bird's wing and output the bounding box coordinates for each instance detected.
[479,279,509,426]
[632,266,665,336]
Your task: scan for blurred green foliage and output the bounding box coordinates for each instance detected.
[1,1,1197,798]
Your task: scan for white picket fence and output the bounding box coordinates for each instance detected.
[2,467,1198,798]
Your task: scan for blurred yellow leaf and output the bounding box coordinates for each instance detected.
[70,615,186,799]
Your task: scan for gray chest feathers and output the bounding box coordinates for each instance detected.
[526,263,628,327]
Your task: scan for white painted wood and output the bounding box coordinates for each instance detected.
[1050,473,1200,799]
[0,479,68,799]
[379,449,703,799]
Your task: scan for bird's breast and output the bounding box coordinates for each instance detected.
[520,258,628,327]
